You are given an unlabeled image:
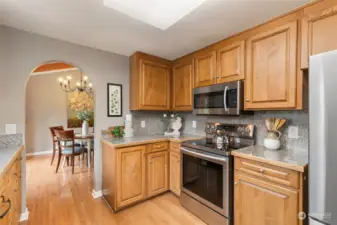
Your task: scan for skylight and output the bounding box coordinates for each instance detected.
[103,0,207,30]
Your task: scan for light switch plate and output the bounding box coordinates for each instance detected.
[288,126,298,139]
[192,121,197,128]
[141,120,146,128]
[6,124,16,134]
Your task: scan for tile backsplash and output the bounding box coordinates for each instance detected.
[131,111,308,152]
[0,133,23,147]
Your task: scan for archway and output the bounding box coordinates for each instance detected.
[25,61,95,171]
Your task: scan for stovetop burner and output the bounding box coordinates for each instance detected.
[182,138,250,156]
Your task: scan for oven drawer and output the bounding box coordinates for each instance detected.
[235,157,299,188]
[149,142,168,153]
[170,142,180,152]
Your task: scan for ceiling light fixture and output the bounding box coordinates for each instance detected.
[103,0,207,30]
[58,73,93,94]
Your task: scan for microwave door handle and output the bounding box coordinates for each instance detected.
[224,86,228,111]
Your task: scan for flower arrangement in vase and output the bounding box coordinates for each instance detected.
[68,92,94,135]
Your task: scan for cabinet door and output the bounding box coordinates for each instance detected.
[217,41,245,83]
[140,59,170,110]
[234,173,299,225]
[0,184,10,225]
[147,151,169,197]
[194,50,217,87]
[245,21,297,110]
[116,146,146,209]
[169,151,181,196]
[14,160,21,223]
[301,5,337,69]
[172,61,193,111]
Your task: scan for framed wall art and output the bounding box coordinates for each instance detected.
[107,83,122,117]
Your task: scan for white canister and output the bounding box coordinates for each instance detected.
[263,131,281,150]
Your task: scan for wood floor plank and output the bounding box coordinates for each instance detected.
[21,156,206,225]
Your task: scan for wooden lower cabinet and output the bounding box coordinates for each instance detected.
[169,151,181,196]
[102,141,170,211]
[234,173,299,225]
[115,145,146,209]
[147,151,169,197]
[234,156,306,225]
[0,150,22,225]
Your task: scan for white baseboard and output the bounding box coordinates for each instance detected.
[26,150,53,157]
[20,208,29,222]
[92,189,103,199]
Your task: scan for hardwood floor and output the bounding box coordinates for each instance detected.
[21,156,206,225]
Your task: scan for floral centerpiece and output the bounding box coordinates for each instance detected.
[68,92,94,135]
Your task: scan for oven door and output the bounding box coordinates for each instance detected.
[181,147,230,217]
[193,81,241,115]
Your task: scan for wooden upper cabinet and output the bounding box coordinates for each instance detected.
[116,145,146,209]
[217,41,245,83]
[301,4,337,69]
[130,52,171,111]
[194,50,217,87]
[147,151,169,197]
[140,60,170,109]
[234,173,299,225]
[172,57,193,111]
[245,21,298,110]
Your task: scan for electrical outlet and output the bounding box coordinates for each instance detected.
[141,120,146,128]
[288,126,299,139]
[192,120,197,128]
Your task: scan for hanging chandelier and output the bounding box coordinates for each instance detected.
[58,72,93,93]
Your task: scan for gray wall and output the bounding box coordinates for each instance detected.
[132,111,309,151]
[0,25,130,212]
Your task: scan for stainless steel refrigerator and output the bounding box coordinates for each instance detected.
[309,50,337,225]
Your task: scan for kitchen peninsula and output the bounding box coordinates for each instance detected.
[101,134,202,211]
[0,143,23,225]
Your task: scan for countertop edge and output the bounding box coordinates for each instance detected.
[0,145,24,179]
[231,150,307,173]
[100,136,203,148]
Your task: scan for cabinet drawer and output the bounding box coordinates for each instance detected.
[169,142,180,152]
[149,142,168,153]
[235,158,299,188]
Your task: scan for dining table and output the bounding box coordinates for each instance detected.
[75,133,94,168]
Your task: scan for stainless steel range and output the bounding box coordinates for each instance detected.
[180,122,255,225]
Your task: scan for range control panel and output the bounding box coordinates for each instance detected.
[205,122,255,139]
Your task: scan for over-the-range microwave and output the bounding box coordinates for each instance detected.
[193,81,247,116]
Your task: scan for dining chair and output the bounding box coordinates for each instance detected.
[54,130,86,174]
[48,126,64,165]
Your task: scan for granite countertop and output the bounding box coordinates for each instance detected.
[232,145,308,172]
[101,134,204,148]
[0,145,23,178]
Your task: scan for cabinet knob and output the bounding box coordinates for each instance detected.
[212,77,215,80]
[234,182,238,185]
[216,76,219,78]
[245,98,250,102]
[260,168,265,173]
[149,160,152,164]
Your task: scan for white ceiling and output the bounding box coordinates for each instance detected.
[103,0,208,30]
[0,0,309,60]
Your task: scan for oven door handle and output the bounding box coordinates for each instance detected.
[181,147,228,164]
[224,86,228,112]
